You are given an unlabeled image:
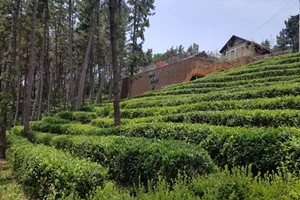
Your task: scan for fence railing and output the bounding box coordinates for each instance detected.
[252,49,292,61]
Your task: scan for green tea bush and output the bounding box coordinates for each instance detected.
[72,111,98,124]
[7,134,108,199]
[163,109,300,127]
[91,117,115,128]
[61,124,101,135]
[30,116,70,134]
[281,138,300,172]
[28,131,59,145]
[93,105,113,117]
[11,126,24,136]
[79,104,95,112]
[201,126,300,174]
[42,116,70,124]
[30,121,64,134]
[119,122,213,144]
[121,83,300,110]
[28,132,217,186]
[118,96,300,119]
[57,111,74,120]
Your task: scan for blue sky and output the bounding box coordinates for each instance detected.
[142,0,299,54]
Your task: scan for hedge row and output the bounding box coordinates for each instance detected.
[207,68,300,83]
[27,118,120,136]
[224,61,300,76]
[115,96,300,119]
[117,123,300,175]
[104,109,300,128]
[57,111,97,123]
[27,131,217,186]
[121,83,300,109]
[138,76,300,98]
[163,109,300,127]
[7,134,107,199]
[143,74,300,97]
[200,126,300,175]
[23,121,300,177]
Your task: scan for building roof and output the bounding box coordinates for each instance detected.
[156,61,167,67]
[219,35,272,54]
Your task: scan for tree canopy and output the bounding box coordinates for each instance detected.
[276,14,299,52]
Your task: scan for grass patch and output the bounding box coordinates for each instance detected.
[0,159,28,200]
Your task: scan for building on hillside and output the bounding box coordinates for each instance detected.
[219,35,272,61]
[119,35,273,99]
[120,52,213,99]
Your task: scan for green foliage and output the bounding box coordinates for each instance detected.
[91,166,300,200]
[118,95,300,119]
[201,126,300,175]
[11,126,24,136]
[58,111,98,124]
[8,52,300,197]
[119,122,212,144]
[91,117,115,128]
[7,134,108,199]
[191,166,300,200]
[79,104,96,112]
[115,109,300,128]
[276,14,299,52]
[27,132,217,186]
[61,124,100,135]
[57,111,74,121]
[42,116,70,124]
[72,111,97,124]
[93,105,113,117]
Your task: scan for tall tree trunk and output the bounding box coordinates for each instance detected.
[13,26,21,126]
[88,65,95,104]
[37,2,49,120]
[31,71,38,120]
[109,0,121,126]
[68,0,75,111]
[23,0,38,138]
[1,0,21,158]
[0,94,9,158]
[75,0,99,111]
[127,0,138,100]
[95,56,108,104]
[47,66,52,117]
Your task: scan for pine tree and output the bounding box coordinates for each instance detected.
[276,14,299,52]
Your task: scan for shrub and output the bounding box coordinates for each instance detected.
[201,126,300,175]
[72,111,97,124]
[91,165,300,200]
[79,104,95,112]
[91,118,115,128]
[7,134,108,199]
[119,122,213,144]
[42,116,70,124]
[30,121,52,132]
[93,105,113,117]
[11,126,24,136]
[61,124,100,135]
[57,111,74,120]
[28,132,217,186]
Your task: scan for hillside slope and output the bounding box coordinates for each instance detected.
[9,52,300,199]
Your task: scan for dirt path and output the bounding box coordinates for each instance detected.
[0,159,28,200]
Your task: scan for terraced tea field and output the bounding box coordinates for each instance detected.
[9,52,300,199]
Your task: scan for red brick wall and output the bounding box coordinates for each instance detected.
[120,57,212,98]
